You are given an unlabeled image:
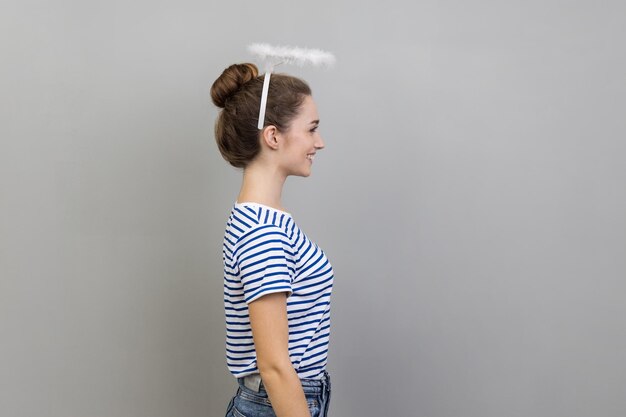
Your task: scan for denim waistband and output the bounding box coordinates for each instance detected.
[237,370,331,396]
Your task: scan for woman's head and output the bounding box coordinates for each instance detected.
[210,63,313,169]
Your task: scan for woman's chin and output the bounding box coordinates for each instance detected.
[296,165,312,177]
[286,164,312,178]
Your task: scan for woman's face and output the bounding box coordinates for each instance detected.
[279,95,325,177]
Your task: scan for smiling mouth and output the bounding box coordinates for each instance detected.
[306,153,315,161]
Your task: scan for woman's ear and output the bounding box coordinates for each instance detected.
[260,125,280,150]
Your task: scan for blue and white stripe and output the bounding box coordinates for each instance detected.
[223,201,334,380]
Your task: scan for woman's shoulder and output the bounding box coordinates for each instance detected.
[227,201,298,242]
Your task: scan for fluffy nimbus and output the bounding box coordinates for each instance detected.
[248,43,336,68]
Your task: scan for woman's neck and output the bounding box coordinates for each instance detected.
[237,161,288,211]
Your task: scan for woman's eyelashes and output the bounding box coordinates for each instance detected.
[310,126,319,133]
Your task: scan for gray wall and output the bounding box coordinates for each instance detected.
[2,1,625,416]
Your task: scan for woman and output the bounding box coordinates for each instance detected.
[211,62,334,417]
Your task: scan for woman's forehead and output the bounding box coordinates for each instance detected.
[298,96,319,120]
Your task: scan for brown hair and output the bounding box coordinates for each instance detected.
[210,63,312,169]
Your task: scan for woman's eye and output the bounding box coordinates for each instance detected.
[310,127,318,133]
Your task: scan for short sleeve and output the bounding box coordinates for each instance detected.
[235,224,295,304]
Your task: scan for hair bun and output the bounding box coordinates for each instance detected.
[210,63,259,108]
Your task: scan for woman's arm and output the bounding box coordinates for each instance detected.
[248,292,311,417]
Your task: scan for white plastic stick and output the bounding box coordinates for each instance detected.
[257,71,272,129]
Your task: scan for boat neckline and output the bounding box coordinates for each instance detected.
[234,201,292,217]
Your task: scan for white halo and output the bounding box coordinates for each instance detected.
[248,43,336,68]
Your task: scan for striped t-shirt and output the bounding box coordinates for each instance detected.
[222,201,334,380]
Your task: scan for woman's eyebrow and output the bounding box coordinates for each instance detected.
[310,119,320,125]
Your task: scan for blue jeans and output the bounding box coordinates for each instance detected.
[225,370,332,417]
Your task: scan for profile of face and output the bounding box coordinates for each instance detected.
[276,95,325,178]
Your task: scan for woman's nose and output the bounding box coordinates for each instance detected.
[316,135,325,149]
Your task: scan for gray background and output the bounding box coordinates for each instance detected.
[1,0,625,416]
